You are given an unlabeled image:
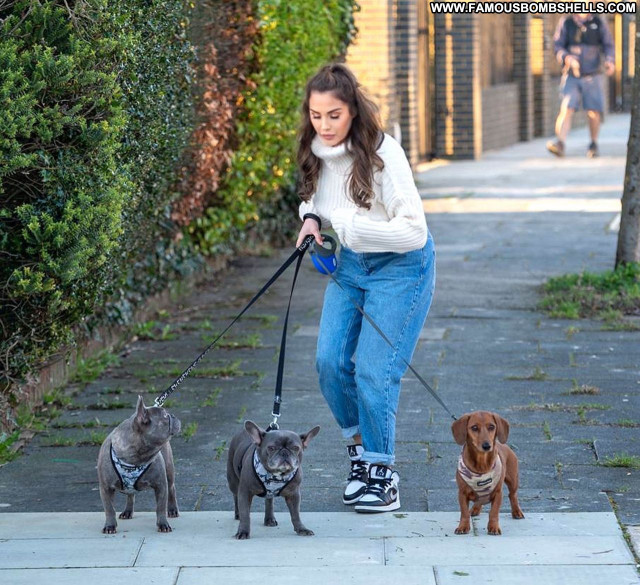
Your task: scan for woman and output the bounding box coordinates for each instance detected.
[295,63,435,513]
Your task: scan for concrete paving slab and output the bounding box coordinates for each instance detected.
[385,535,633,566]
[135,535,385,567]
[435,565,640,585]
[177,566,437,585]
[0,568,179,585]
[0,537,143,569]
[608,492,640,525]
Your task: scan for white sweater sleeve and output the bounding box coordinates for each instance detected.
[299,198,317,222]
[330,139,427,253]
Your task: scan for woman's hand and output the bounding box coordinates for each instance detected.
[296,218,323,248]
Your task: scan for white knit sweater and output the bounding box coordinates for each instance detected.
[299,134,428,253]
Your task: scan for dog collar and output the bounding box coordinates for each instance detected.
[252,449,298,499]
[110,444,153,495]
[457,452,503,505]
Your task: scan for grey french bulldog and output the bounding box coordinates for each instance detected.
[97,395,181,534]
[227,420,320,539]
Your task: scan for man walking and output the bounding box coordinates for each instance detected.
[546,13,615,158]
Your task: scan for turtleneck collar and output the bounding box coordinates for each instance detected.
[311,135,353,176]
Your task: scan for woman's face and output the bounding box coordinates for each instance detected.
[309,91,355,147]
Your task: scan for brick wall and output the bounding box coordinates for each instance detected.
[513,14,533,141]
[434,13,482,159]
[346,0,398,134]
[481,83,520,152]
[394,0,420,164]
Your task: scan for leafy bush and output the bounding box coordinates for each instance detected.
[189,0,357,254]
[0,0,195,411]
[0,1,130,392]
[0,0,356,431]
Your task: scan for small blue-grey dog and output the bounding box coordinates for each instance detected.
[227,420,319,539]
[97,395,181,534]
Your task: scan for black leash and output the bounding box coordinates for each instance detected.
[309,240,457,421]
[154,235,315,408]
[153,230,456,424]
[267,247,305,431]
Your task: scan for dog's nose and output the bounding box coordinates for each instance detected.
[482,442,491,451]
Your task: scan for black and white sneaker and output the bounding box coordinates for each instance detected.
[343,445,369,505]
[354,464,400,513]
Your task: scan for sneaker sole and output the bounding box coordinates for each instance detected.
[354,497,401,513]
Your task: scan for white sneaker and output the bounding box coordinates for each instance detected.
[343,445,369,505]
[354,464,400,513]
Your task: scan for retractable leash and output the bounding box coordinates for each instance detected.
[154,235,316,408]
[309,235,457,422]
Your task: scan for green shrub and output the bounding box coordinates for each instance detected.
[190,0,357,254]
[0,0,196,411]
[1,1,130,390]
[0,0,356,432]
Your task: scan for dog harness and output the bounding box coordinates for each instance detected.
[252,449,298,499]
[110,444,152,494]
[457,452,503,505]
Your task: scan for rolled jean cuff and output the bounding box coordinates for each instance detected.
[341,425,360,439]
[361,450,395,466]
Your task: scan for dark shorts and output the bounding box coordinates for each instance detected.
[560,74,605,112]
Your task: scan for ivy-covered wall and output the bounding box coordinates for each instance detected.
[0,0,356,431]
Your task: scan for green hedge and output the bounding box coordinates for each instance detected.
[0,0,196,403]
[0,0,356,425]
[189,0,356,254]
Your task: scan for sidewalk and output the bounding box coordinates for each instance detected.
[1,114,639,583]
[0,511,637,584]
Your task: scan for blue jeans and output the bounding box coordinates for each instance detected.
[316,234,436,466]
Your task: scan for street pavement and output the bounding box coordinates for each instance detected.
[1,114,638,583]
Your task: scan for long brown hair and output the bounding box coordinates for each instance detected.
[297,63,384,209]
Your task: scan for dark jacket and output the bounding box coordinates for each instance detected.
[553,14,615,77]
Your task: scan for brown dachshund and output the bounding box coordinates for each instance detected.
[451,411,524,535]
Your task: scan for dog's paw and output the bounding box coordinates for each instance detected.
[235,530,250,540]
[512,508,525,519]
[487,523,502,535]
[119,511,133,520]
[168,507,180,518]
[470,505,482,517]
[454,524,470,535]
[295,527,314,536]
[157,522,173,533]
[264,518,278,527]
[102,524,117,534]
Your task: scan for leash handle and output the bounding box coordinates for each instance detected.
[309,234,338,275]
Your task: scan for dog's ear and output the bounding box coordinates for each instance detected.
[244,420,265,445]
[135,395,149,426]
[300,426,320,449]
[493,413,510,443]
[451,415,469,445]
